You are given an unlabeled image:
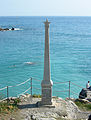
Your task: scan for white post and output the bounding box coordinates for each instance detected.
[41,19,53,105]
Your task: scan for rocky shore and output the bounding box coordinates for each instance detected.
[0,27,14,31]
[0,94,91,120]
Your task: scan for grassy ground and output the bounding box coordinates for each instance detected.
[0,98,20,114]
[0,95,41,120]
[0,98,22,120]
[74,99,91,111]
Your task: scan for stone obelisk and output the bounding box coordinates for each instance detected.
[41,19,53,105]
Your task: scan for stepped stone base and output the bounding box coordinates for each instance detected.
[36,99,55,108]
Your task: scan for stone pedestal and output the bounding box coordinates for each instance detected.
[41,80,53,105]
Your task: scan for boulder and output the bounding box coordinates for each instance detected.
[79,88,87,99]
[4,28,9,30]
[88,114,91,120]
[79,88,91,101]
[11,27,14,30]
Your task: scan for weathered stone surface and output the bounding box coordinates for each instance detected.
[18,96,90,120]
[2,94,90,120]
[87,90,91,99]
[37,118,56,120]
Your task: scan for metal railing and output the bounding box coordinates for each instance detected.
[53,80,84,99]
[0,78,32,102]
[0,77,85,102]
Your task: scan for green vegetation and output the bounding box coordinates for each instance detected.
[32,94,41,98]
[0,98,21,114]
[75,99,91,111]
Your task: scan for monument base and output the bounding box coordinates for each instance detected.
[36,100,55,108]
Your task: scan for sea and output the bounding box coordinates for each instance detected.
[0,16,91,99]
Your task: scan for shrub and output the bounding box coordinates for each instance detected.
[32,94,41,98]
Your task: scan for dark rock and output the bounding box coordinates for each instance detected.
[79,88,87,99]
[4,28,9,30]
[0,28,9,31]
[79,88,91,102]
[0,27,15,31]
[88,114,91,120]
[11,27,14,30]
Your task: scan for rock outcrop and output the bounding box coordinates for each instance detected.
[0,28,9,31]
[79,88,91,101]
[11,27,14,30]
[17,94,90,120]
[0,27,14,31]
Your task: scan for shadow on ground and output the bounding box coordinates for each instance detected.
[18,103,38,109]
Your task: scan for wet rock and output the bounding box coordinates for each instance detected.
[4,28,9,30]
[0,27,15,31]
[11,27,14,30]
[0,28,9,31]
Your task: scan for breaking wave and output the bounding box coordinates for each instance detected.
[9,28,23,31]
[24,62,35,65]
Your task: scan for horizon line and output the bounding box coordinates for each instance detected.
[0,15,91,17]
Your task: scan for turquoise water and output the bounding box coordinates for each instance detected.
[0,16,91,98]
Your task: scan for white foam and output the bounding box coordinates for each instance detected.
[9,28,23,31]
[24,62,35,65]
[14,28,22,31]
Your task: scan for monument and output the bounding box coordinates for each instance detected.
[40,19,53,106]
